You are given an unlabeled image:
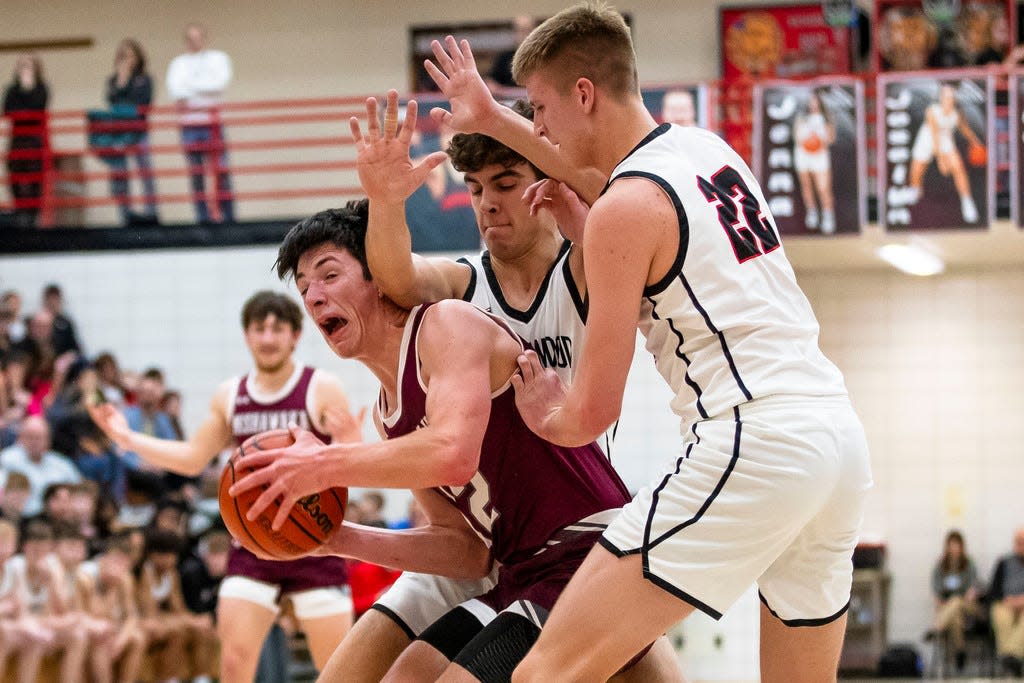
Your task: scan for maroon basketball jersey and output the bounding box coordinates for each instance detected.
[229,365,330,446]
[379,303,630,566]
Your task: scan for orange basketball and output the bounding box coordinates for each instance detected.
[968,143,987,167]
[219,429,347,561]
[802,133,823,154]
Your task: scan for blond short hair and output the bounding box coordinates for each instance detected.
[511,2,638,100]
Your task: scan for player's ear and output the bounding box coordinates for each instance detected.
[574,77,596,114]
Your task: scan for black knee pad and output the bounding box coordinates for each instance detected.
[454,612,542,683]
[417,606,486,662]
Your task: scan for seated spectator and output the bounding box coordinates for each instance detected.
[8,518,89,682]
[0,518,51,683]
[178,529,225,683]
[93,352,126,407]
[46,356,100,456]
[78,532,146,683]
[41,284,81,358]
[0,292,25,346]
[64,412,127,505]
[12,310,60,415]
[0,414,81,516]
[68,480,101,547]
[151,496,189,537]
[102,39,158,226]
[2,352,31,436]
[161,389,185,439]
[0,471,31,524]
[136,529,195,683]
[990,527,1024,676]
[355,490,388,529]
[122,368,177,469]
[931,529,981,671]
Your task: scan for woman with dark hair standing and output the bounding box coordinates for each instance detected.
[932,529,981,672]
[104,39,158,225]
[3,54,49,228]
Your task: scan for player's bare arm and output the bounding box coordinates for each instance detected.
[353,90,470,308]
[316,488,492,580]
[231,301,512,526]
[310,370,367,444]
[87,380,235,476]
[425,36,605,203]
[514,180,676,446]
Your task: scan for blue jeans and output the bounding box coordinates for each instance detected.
[107,134,157,224]
[181,124,234,223]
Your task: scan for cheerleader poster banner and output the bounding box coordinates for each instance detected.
[752,77,865,236]
[878,71,994,231]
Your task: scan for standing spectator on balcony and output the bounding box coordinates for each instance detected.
[0,415,81,517]
[166,23,234,225]
[487,15,537,90]
[104,39,159,227]
[42,284,82,357]
[3,54,48,229]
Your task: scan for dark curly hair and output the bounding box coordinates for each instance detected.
[275,199,371,282]
[446,99,545,179]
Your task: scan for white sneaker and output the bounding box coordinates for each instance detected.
[821,209,836,234]
[961,196,978,223]
[805,208,819,229]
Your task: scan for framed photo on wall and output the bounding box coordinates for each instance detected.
[752,77,866,235]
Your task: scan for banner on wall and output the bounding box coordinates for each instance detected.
[643,84,712,131]
[1013,72,1024,228]
[719,4,851,80]
[752,78,865,235]
[878,71,993,231]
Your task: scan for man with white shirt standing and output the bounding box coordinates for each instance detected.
[0,415,80,518]
[166,22,235,224]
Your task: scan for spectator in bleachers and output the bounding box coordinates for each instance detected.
[39,482,78,529]
[136,528,194,683]
[0,518,50,683]
[78,532,147,683]
[93,352,127,407]
[0,471,31,524]
[931,529,981,672]
[3,54,49,228]
[161,389,185,439]
[104,39,159,227]
[64,412,128,505]
[0,292,26,346]
[151,497,189,537]
[46,356,101,456]
[166,22,235,225]
[990,527,1024,676]
[122,367,177,466]
[68,480,104,552]
[41,284,82,357]
[355,490,388,529]
[177,530,223,683]
[0,414,81,516]
[12,310,59,414]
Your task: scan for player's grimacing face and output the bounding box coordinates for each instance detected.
[245,314,299,371]
[296,244,377,359]
[464,162,552,256]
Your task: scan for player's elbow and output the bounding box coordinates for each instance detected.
[436,437,479,486]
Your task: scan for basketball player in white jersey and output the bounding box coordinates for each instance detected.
[88,291,361,683]
[426,5,873,681]
[907,82,983,223]
[314,92,683,682]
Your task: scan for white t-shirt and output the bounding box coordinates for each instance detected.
[166,49,233,124]
[0,445,81,517]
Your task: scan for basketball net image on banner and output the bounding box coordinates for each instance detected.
[879,73,993,231]
[644,85,711,130]
[753,78,864,235]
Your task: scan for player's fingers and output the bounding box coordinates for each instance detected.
[430,39,457,75]
[365,96,380,141]
[383,90,400,138]
[460,39,477,69]
[271,496,294,531]
[522,349,544,375]
[445,36,464,69]
[349,117,363,146]
[510,373,524,393]
[246,483,281,522]
[423,59,449,91]
[429,107,453,127]
[399,99,418,143]
[516,353,536,383]
[411,151,448,185]
[233,451,277,474]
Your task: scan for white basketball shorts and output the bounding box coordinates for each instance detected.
[372,569,499,638]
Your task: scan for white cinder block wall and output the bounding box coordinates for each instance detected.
[4,248,1023,655]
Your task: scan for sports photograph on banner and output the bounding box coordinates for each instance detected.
[878,71,993,231]
[752,78,865,235]
[644,84,712,130]
[1013,72,1024,228]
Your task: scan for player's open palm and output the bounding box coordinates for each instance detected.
[350,89,446,203]
[510,349,568,441]
[86,402,133,450]
[425,36,501,134]
[523,178,590,244]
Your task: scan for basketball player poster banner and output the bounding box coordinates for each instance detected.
[1012,72,1024,228]
[878,71,993,231]
[643,84,712,130]
[720,4,851,80]
[752,77,865,235]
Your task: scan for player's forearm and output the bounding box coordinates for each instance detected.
[366,201,423,308]
[481,106,605,204]
[322,521,491,580]
[121,432,211,477]
[320,430,477,490]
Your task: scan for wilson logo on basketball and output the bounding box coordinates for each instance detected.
[298,493,334,535]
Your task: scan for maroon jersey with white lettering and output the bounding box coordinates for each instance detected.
[378,303,630,567]
[225,364,347,590]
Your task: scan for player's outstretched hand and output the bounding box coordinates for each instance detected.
[510,350,568,441]
[229,424,339,532]
[350,89,447,203]
[86,401,134,450]
[324,404,368,445]
[424,36,502,134]
[522,178,590,244]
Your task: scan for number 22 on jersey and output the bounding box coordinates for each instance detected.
[698,166,781,263]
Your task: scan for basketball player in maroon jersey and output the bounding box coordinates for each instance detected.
[228,201,637,682]
[88,291,361,683]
